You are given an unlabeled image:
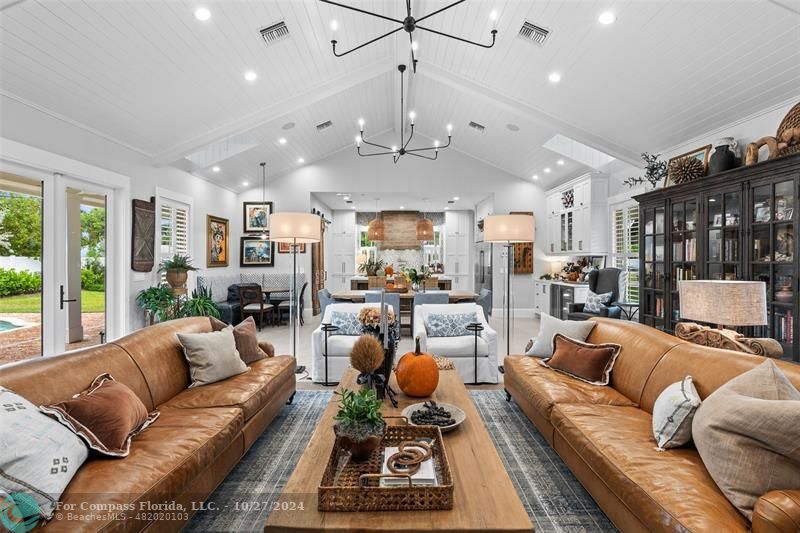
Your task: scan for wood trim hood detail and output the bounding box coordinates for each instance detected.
[379,211,421,250]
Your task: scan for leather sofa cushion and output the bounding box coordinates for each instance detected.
[639,342,800,413]
[504,356,634,419]
[0,343,153,410]
[551,403,749,532]
[586,318,682,405]
[162,356,295,420]
[113,318,212,407]
[49,405,243,533]
[425,335,489,357]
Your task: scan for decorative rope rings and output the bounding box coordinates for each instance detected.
[387,441,432,476]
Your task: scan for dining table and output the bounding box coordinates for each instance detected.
[329,289,478,303]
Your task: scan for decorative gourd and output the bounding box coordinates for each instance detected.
[395,337,439,397]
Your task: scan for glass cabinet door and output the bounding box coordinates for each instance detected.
[670,199,698,328]
[706,190,741,281]
[748,178,796,359]
[641,206,665,330]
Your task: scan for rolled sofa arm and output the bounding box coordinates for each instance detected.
[752,490,800,533]
[258,341,275,358]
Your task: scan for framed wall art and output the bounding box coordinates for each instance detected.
[664,145,711,187]
[131,197,156,272]
[240,236,275,267]
[278,242,306,254]
[206,215,229,267]
[243,201,273,233]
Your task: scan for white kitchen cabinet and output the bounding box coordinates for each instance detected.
[544,173,609,255]
[330,211,356,292]
[534,280,550,317]
[444,211,473,291]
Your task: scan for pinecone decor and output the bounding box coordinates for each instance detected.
[350,334,385,374]
[669,157,704,185]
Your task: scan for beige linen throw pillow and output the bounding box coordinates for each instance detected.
[177,326,249,387]
[692,359,800,519]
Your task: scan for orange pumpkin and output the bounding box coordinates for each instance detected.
[395,337,439,397]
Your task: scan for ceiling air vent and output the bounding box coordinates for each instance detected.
[518,21,550,46]
[316,120,333,132]
[468,121,486,133]
[259,21,290,45]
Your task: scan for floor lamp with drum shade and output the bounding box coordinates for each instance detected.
[270,212,322,373]
[483,214,535,360]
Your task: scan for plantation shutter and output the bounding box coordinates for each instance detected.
[611,204,639,304]
[159,200,190,283]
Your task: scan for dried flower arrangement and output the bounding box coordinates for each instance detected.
[358,306,396,329]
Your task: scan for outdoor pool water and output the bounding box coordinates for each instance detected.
[0,320,22,332]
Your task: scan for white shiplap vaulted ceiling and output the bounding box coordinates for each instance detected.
[1,0,798,191]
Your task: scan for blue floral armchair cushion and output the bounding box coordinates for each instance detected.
[329,311,362,336]
[584,290,613,313]
[425,312,479,337]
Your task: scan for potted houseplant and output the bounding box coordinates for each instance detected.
[180,287,221,318]
[333,388,385,462]
[158,254,198,292]
[136,285,177,325]
[358,257,386,277]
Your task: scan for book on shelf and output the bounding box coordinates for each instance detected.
[776,311,794,344]
[380,446,437,487]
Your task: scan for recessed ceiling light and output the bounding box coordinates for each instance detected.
[343,196,350,201]
[598,11,616,25]
[506,123,520,132]
[244,70,257,82]
[330,20,338,32]
[211,165,220,172]
[194,7,210,21]
[557,159,565,165]
[532,174,539,180]
[548,72,561,83]
[544,167,551,173]
[282,122,295,130]
[444,207,450,210]
[400,206,405,210]
[351,206,356,210]
[242,181,249,186]
[297,157,305,163]
[411,41,419,52]
[453,196,460,201]
[278,137,287,145]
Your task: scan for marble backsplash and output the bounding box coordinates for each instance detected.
[378,248,424,269]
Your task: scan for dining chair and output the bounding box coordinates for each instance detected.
[239,285,275,331]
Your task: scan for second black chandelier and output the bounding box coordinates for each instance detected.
[356,64,451,164]
[321,0,498,73]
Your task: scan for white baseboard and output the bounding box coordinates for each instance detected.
[492,308,538,319]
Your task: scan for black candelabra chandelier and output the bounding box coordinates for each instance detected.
[356,64,451,163]
[322,0,498,73]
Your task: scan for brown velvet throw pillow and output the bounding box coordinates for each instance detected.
[539,334,621,386]
[211,316,268,364]
[40,373,159,458]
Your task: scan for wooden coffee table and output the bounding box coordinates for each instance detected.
[264,368,533,532]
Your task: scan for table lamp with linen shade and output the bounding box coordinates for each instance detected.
[483,214,535,358]
[676,280,782,356]
[270,212,322,369]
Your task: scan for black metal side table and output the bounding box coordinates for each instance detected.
[466,322,484,385]
[613,301,640,321]
[320,323,339,386]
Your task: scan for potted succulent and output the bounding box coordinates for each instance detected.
[158,254,198,292]
[333,388,385,462]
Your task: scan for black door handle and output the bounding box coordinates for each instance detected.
[60,285,77,310]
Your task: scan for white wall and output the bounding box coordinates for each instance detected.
[607,98,800,200]
[239,133,548,310]
[0,95,241,332]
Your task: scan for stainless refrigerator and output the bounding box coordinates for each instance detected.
[474,242,493,294]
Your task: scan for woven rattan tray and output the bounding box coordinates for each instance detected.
[318,422,453,512]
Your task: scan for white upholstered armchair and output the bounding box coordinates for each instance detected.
[413,303,498,384]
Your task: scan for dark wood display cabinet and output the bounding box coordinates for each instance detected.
[635,153,799,362]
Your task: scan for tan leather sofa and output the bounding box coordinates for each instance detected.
[0,317,296,532]
[505,318,800,533]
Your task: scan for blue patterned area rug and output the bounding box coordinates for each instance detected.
[185,390,616,532]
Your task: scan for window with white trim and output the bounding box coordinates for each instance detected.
[159,198,190,282]
[611,203,639,303]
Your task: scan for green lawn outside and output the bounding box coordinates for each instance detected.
[0,290,105,313]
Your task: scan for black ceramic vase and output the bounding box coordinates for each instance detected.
[709,145,736,174]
